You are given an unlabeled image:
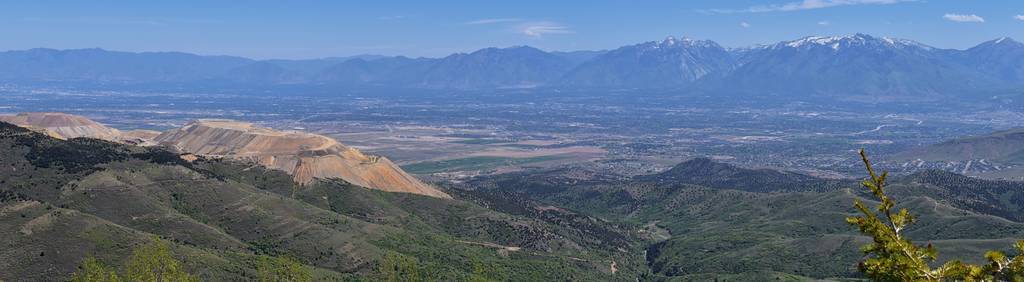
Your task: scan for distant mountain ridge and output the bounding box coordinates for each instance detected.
[701,34,998,98]
[559,37,735,88]
[893,128,1024,164]
[885,128,1024,179]
[0,48,252,82]
[3,34,1024,97]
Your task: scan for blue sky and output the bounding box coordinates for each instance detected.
[1,1,1021,59]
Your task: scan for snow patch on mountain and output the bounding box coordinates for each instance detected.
[774,34,933,51]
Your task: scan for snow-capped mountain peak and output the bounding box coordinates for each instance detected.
[662,36,680,45]
[784,35,857,48]
[651,36,721,49]
[776,33,932,51]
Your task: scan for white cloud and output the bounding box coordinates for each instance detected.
[464,18,523,25]
[1015,15,1024,21]
[740,21,751,28]
[464,19,572,38]
[377,15,406,20]
[702,0,914,14]
[818,21,830,25]
[943,13,985,23]
[518,22,573,37]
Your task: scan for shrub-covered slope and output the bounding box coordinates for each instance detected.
[460,160,1024,279]
[0,122,640,281]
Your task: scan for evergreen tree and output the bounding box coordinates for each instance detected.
[850,149,1024,281]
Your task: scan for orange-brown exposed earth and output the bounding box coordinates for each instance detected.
[0,113,449,199]
[0,112,160,145]
[153,120,450,198]
[0,112,124,140]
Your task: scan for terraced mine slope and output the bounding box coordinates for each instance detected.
[154,119,450,198]
[0,112,159,144]
[0,112,124,140]
[0,113,447,198]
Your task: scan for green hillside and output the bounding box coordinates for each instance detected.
[0,122,641,281]
[460,160,1024,279]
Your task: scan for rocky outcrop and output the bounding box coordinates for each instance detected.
[154,120,450,198]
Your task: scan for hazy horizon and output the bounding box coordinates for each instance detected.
[6,1,1024,281]
[2,33,1020,61]
[2,1,1022,59]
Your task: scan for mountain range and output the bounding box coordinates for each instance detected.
[893,128,1024,164]
[4,34,1024,98]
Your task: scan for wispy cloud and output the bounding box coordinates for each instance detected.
[739,21,751,28]
[818,20,830,25]
[517,21,573,37]
[463,18,523,25]
[701,0,914,14]
[1015,15,1024,21]
[378,15,406,20]
[943,13,985,23]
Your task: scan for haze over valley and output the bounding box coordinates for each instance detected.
[4,1,1024,281]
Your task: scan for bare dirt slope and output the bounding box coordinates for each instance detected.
[155,120,450,198]
[0,112,123,140]
[0,112,158,144]
[0,113,448,198]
